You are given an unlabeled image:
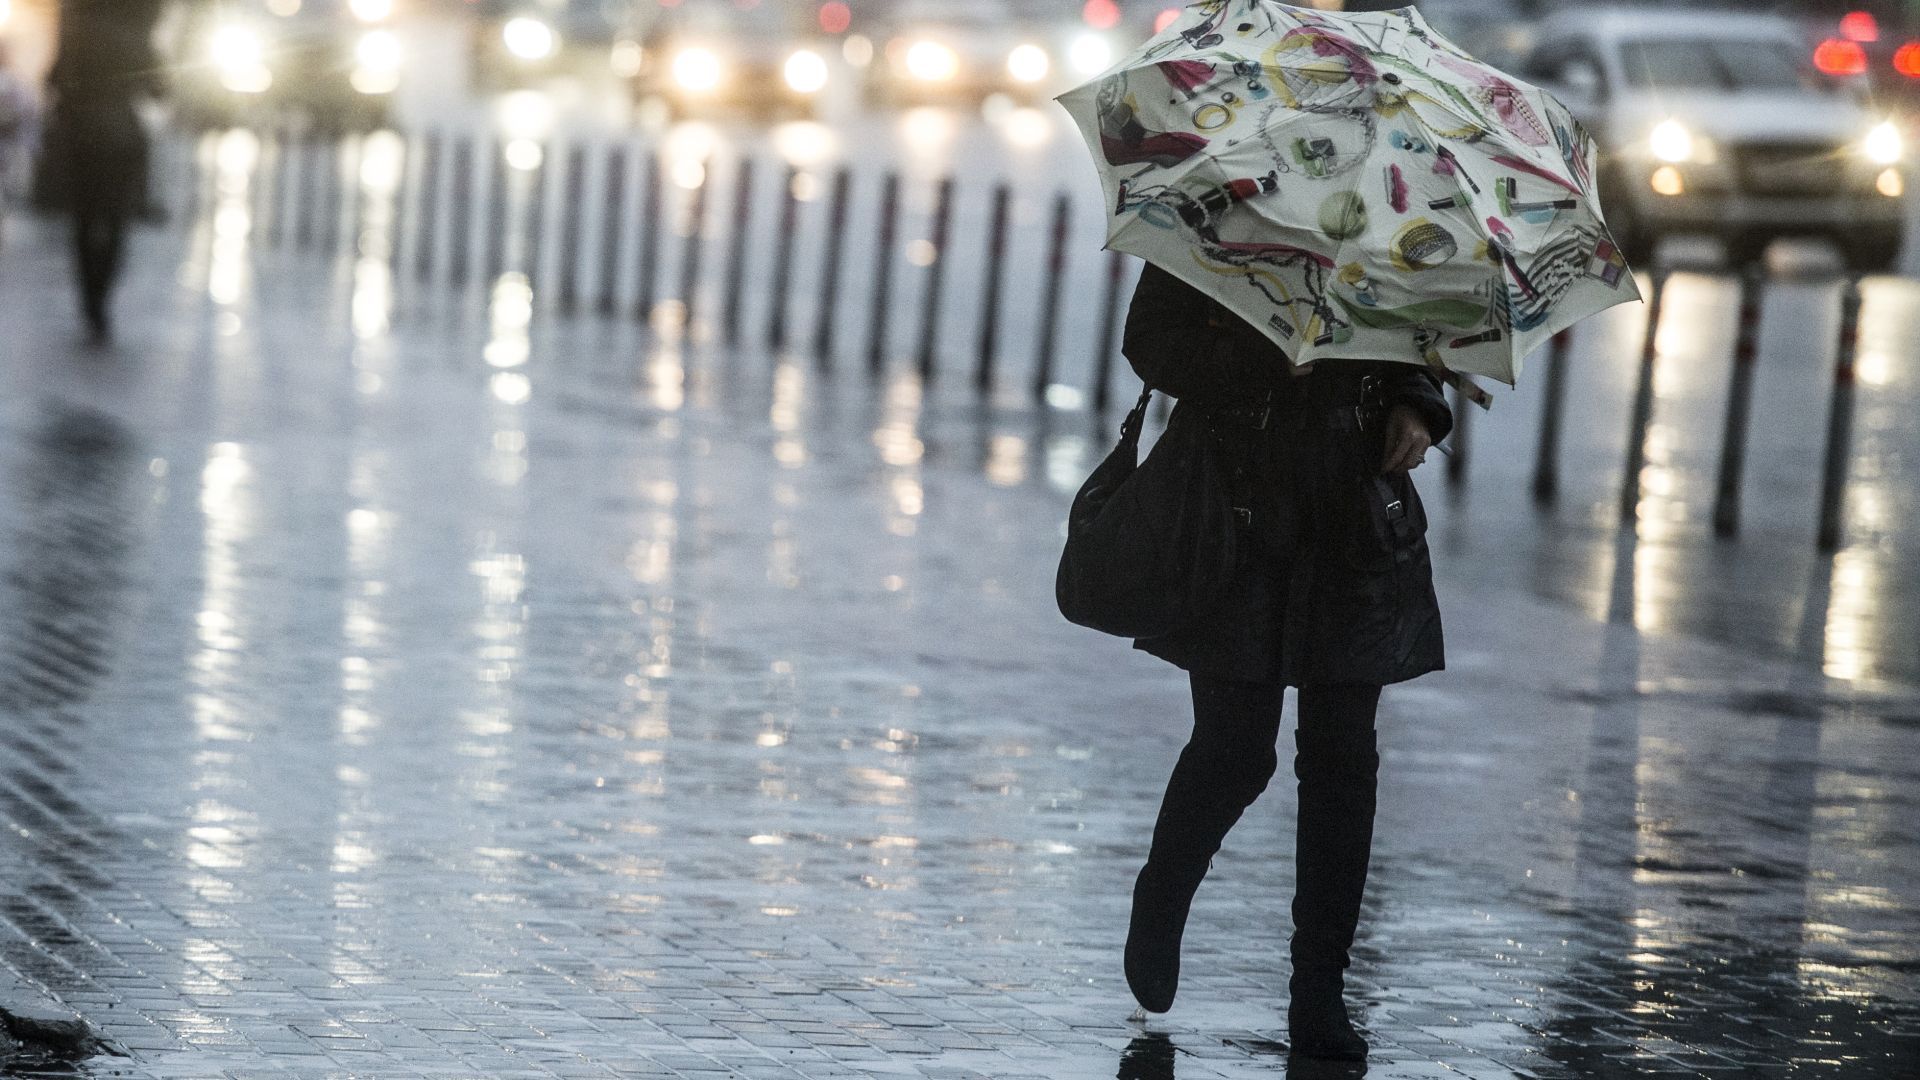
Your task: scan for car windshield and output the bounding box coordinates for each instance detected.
[1619,38,1834,93]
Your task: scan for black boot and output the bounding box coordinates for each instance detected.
[1127,678,1283,1014]
[1286,714,1380,1061]
[1125,857,1204,1013]
[1126,770,1239,1014]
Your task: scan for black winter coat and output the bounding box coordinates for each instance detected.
[45,0,165,217]
[1122,263,1452,688]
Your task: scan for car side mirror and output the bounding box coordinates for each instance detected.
[1560,61,1606,107]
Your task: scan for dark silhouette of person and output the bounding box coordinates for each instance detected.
[45,0,166,342]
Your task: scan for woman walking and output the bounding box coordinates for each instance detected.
[45,0,166,342]
[1118,262,1451,1060]
[1053,0,1633,1061]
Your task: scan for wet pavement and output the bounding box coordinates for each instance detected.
[1,184,1918,1080]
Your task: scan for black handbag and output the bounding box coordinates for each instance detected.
[1055,387,1243,639]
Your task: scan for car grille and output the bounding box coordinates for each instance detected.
[1734,140,1849,196]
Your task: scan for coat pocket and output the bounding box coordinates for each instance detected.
[1340,471,1427,574]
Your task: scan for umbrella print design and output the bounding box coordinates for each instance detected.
[1059,0,1642,394]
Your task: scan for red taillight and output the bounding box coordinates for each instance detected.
[1895,41,1920,77]
[1154,8,1181,34]
[1082,0,1120,30]
[1842,11,1881,43]
[1815,38,1870,76]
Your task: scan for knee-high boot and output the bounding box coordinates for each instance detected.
[1126,680,1281,1014]
[1287,722,1379,1060]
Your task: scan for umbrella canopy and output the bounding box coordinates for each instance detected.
[1056,0,1641,393]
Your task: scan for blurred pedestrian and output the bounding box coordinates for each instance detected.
[0,40,35,237]
[44,0,166,342]
[1118,264,1451,1061]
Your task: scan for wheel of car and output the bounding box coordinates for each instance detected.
[1723,234,1771,270]
[1842,232,1903,275]
[1597,172,1654,268]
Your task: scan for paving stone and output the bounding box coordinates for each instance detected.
[0,215,1915,1080]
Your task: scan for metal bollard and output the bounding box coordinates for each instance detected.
[634,148,662,320]
[767,165,801,351]
[719,157,755,343]
[267,127,294,247]
[597,144,629,315]
[916,176,955,382]
[523,146,549,282]
[413,130,442,281]
[678,158,712,330]
[812,166,852,366]
[1446,382,1472,487]
[1091,249,1130,414]
[297,133,322,250]
[1529,328,1574,505]
[1031,192,1071,402]
[1711,268,1767,536]
[974,183,1011,395]
[383,132,405,271]
[866,171,901,374]
[185,131,214,233]
[557,144,588,311]
[316,138,343,255]
[484,137,511,282]
[1618,270,1669,525]
[447,134,474,286]
[1816,279,1864,552]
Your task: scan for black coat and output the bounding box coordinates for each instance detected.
[1122,263,1451,688]
[45,0,165,216]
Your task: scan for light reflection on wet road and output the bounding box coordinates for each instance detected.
[0,112,1914,1077]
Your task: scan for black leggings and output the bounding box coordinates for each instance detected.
[73,208,130,324]
[1143,674,1383,975]
[1173,675,1381,817]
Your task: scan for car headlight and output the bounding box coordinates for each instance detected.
[784,49,828,94]
[352,28,401,94]
[348,0,392,23]
[1864,120,1904,165]
[1068,33,1112,76]
[672,47,724,93]
[904,40,959,82]
[1007,43,1050,83]
[210,25,272,94]
[1649,119,1694,164]
[502,16,557,63]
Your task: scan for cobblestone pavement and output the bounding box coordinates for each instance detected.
[0,218,1916,1079]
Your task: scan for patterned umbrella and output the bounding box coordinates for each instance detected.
[1056,0,1641,401]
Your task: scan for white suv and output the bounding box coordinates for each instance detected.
[1523,8,1908,270]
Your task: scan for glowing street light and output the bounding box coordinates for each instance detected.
[210,24,273,94]
[905,40,959,82]
[673,47,724,93]
[1007,43,1049,83]
[352,28,402,94]
[1069,33,1112,76]
[784,49,829,95]
[502,16,557,63]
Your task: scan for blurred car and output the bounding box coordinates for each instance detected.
[1524,7,1907,270]
[1417,0,1537,71]
[174,0,398,134]
[864,0,1123,107]
[469,1,630,97]
[623,0,833,120]
[1798,7,1920,121]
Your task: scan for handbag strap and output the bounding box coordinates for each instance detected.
[1119,386,1154,444]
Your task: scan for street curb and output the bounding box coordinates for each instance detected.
[0,991,112,1059]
